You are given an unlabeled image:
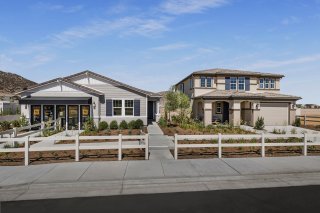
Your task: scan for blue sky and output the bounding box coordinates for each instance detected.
[0,0,320,104]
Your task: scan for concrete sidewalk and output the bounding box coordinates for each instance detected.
[1,156,320,201]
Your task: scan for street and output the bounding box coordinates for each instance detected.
[2,185,320,213]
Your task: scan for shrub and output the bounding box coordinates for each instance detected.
[293,117,301,127]
[98,121,108,131]
[19,114,29,127]
[158,117,167,127]
[254,117,265,130]
[11,120,20,128]
[110,120,118,130]
[135,119,144,129]
[0,121,11,131]
[119,120,128,129]
[290,128,297,134]
[128,120,136,129]
[84,118,96,132]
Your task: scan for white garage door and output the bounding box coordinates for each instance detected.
[260,103,289,126]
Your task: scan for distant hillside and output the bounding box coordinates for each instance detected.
[0,71,37,96]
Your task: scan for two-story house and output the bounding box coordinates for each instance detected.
[175,68,301,126]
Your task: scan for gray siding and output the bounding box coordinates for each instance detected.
[87,83,147,117]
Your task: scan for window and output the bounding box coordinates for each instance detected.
[189,78,193,88]
[238,77,245,91]
[216,102,222,114]
[259,79,264,89]
[207,77,212,87]
[125,100,134,116]
[113,100,122,116]
[200,77,206,87]
[270,79,275,89]
[265,79,270,89]
[179,83,184,93]
[230,77,237,90]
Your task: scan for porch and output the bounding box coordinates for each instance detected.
[19,97,94,130]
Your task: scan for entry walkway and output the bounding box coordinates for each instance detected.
[147,122,174,160]
[1,156,320,201]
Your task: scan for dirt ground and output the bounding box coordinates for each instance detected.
[161,126,254,136]
[0,149,146,166]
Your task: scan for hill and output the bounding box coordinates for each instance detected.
[0,71,37,96]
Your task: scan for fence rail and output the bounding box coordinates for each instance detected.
[0,119,59,138]
[174,133,320,159]
[0,134,149,166]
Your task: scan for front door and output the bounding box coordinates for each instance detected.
[43,105,54,123]
[222,102,229,123]
[56,105,66,129]
[148,101,155,122]
[68,105,79,130]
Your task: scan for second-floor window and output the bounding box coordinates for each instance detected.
[265,79,270,89]
[238,77,245,91]
[270,79,275,89]
[259,79,264,89]
[230,77,237,90]
[200,77,213,88]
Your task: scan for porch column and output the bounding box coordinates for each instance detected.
[251,102,261,126]
[229,101,241,126]
[203,101,212,126]
[155,101,161,122]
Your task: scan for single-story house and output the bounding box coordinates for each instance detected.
[17,71,161,130]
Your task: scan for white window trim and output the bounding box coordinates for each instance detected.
[230,77,237,90]
[200,77,206,87]
[238,77,245,91]
[111,99,135,117]
[259,78,264,89]
[270,79,275,89]
[124,100,134,116]
[265,78,270,89]
[216,102,222,114]
[206,77,212,88]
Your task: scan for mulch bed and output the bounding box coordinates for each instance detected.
[161,126,254,136]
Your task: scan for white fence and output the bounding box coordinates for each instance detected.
[0,119,59,138]
[174,133,320,160]
[0,134,149,166]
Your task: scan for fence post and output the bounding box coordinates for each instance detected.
[218,133,222,158]
[75,134,79,162]
[118,134,122,161]
[13,128,17,138]
[303,133,308,156]
[41,122,45,136]
[24,136,30,166]
[145,134,149,160]
[261,133,265,157]
[304,115,306,126]
[174,134,178,160]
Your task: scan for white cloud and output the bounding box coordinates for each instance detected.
[281,16,301,25]
[151,43,190,51]
[51,17,169,45]
[248,54,320,69]
[32,2,84,13]
[161,0,228,15]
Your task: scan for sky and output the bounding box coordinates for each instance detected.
[0,0,320,104]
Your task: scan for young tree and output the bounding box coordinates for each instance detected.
[164,87,179,121]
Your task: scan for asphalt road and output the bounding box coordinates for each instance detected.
[2,185,320,213]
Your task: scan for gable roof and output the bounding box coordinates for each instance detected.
[17,70,161,98]
[176,68,285,85]
[16,78,104,96]
[64,70,161,97]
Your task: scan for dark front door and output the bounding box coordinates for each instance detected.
[43,105,54,123]
[222,102,229,123]
[148,101,155,121]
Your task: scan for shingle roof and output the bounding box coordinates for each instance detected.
[199,90,301,100]
[177,68,284,85]
[17,70,161,98]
